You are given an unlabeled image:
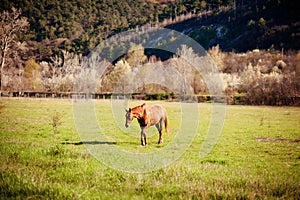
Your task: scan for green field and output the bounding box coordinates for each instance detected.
[0,98,299,199]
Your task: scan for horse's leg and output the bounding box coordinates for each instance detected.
[156,120,163,144]
[140,127,147,146]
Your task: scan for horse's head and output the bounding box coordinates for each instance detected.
[125,103,146,128]
[125,108,133,128]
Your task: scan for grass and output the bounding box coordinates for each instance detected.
[0,98,299,199]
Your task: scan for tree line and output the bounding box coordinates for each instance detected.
[1,38,299,105]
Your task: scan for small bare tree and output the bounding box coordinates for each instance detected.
[0,7,29,91]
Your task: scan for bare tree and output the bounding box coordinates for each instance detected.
[0,7,29,91]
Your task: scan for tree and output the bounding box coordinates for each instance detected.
[0,7,29,91]
[23,58,42,91]
[208,44,225,71]
[125,43,147,68]
[103,59,131,93]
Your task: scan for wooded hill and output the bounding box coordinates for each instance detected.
[1,0,299,57]
[0,0,232,56]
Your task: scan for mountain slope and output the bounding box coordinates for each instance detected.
[166,0,300,52]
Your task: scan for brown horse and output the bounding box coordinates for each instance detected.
[125,103,169,146]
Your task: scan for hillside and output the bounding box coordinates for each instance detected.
[2,0,299,58]
[166,0,300,52]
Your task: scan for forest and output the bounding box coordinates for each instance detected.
[0,0,299,105]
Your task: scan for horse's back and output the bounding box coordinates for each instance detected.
[149,104,166,113]
[147,104,167,121]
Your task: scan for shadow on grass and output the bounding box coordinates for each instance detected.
[61,141,117,145]
[61,141,163,147]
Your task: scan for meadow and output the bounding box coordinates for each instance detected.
[0,98,299,199]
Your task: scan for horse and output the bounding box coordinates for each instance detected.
[125,103,169,146]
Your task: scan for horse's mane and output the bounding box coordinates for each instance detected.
[129,103,146,118]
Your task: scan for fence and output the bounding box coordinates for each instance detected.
[1,91,299,105]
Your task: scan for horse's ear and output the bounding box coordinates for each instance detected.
[141,103,146,107]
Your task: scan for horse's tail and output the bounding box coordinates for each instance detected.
[164,115,169,134]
